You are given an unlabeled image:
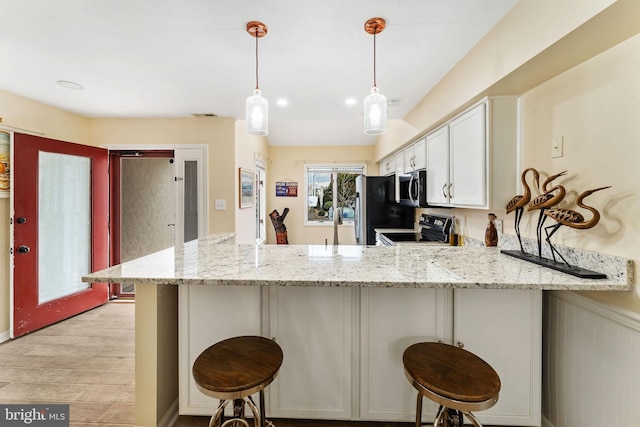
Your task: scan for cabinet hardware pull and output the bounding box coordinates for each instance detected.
[448,183,453,198]
[442,183,447,198]
[457,341,464,349]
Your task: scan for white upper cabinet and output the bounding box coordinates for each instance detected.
[425,97,518,209]
[426,126,450,205]
[449,103,486,206]
[381,155,396,176]
[402,137,426,173]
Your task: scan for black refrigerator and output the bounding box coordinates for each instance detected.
[354,175,415,245]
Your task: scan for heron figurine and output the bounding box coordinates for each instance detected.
[527,170,567,257]
[506,167,539,253]
[543,186,611,267]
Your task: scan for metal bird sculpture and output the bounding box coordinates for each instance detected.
[527,170,567,257]
[543,186,611,267]
[506,167,539,253]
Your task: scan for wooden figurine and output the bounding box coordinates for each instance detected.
[269,208,289,244]
[527,170,567,257]
[543,186,611,266]
[505,167,539,253]
[485,213,499,247]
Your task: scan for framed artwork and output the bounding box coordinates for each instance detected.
[239,168,254,208]
[0,130,10,197]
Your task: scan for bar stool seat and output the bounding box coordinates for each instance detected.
[402,342,500,427]
[193,336,283,427]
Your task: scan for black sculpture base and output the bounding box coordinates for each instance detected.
[500,250,607,279]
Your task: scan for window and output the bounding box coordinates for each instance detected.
[305,165,364,225]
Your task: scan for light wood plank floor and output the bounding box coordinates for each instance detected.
[0,301,135,426]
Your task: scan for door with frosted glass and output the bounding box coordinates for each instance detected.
[174,148,206,245]
[11,133,108,338]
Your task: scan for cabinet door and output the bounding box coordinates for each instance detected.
[179,285,263,415]
[426,126,450,205]
[449,103,486,207]
[413,137,426,170]
[453,289,542,426]
[382,156,395,176]
[403,146,415,173]
[269,287,354,419]
[394,152,404,176]
[360,288,452,421]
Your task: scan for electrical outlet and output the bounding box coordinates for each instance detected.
[494,219,503,234]
[214,199,226,210]
[552,137,564,158]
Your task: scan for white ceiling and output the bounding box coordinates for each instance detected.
[0,0,518,146]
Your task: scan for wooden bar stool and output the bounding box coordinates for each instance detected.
[193,336,284,427]
[402,342,500,427]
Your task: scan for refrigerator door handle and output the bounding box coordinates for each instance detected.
[354,192,361,243]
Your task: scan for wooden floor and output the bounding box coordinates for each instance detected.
[0,302,507,427]
[0,301,135,426]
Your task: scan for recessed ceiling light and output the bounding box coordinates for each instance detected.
[57,80,84,90]
[345,98,357,106]
[276,98,288,107]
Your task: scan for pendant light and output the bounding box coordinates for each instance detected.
[246,21,268,136]
[363,17,387,135]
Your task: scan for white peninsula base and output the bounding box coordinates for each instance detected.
[179,285,542,426]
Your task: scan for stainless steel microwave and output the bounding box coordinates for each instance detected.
[398,169,429,207]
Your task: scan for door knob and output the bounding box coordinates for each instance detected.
[17,217,27,224]
[18,245,30,253]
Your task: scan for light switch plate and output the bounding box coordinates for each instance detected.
[494,219,503,234]
[552,137,564,158]
[214,199,226,210]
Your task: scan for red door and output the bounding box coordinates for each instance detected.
[12,133,109,337]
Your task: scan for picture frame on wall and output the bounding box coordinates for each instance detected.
[239,168,254,208]
[0,130,10,198]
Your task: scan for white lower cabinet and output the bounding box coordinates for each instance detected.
[267,286,355,419]
[453,289,542,427]
[180,286,541,426]
[178,285,263,415]
[360,287,452,421]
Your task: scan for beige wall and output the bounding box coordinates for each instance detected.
[387,0,640,313]
[89,117,236,234]
[234,120,269,244]
[267,145,378,245]
[518,34,640,311]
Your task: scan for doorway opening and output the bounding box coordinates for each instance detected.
[109,150,174,298]
[109,147,207,299]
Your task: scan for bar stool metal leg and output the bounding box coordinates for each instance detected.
[415,392,423,427]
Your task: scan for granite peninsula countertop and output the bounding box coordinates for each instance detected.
[82,234,633,291]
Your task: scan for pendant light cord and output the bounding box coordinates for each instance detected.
[373,29,377,88]
[255,32,260,90]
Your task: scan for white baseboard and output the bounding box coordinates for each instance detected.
[543,291,640,427]
[0,329,10,344]
[158,398,179,427]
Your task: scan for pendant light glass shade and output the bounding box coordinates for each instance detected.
[245,21,268,136]
[363,17,387,135]
[246,89,268,136]
[364,86,386,135]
